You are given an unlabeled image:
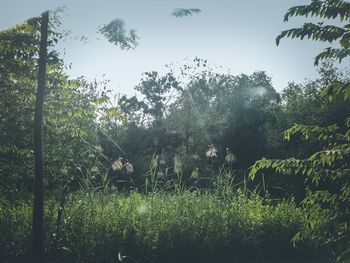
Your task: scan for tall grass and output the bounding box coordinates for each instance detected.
[0,190,330,263]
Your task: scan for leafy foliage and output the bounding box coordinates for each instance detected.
[250,2,350,260]
[283,0,350,22]
[99,18,139,50]
[323,80,350,101]
[117,71,182,126]
[249,119,350,261]
[171,8,202,18]
[0,16,110,196]
[276,0,350,65]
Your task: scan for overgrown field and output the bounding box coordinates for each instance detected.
[0,191,331,263]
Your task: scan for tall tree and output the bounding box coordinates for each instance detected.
[32,11,49,263]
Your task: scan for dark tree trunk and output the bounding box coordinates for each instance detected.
[33,11,49,263]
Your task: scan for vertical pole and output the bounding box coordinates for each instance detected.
[33,10,49,263]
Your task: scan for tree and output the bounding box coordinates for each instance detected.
[33,11,49,263]
[134,71,182,127]
[109,71,183,163]
[167,62,279,169]
[250,1,350,261]
[0,19,42,195]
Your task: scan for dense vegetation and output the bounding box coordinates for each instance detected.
[1,1,350,262]
[1,191,326,263]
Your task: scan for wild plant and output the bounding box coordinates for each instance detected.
[172,154,185,193]
[144,154,161,193]
[212,168,236,201]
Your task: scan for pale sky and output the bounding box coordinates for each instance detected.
[0,0,344,95]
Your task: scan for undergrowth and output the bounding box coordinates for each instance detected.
[0,190,330,263]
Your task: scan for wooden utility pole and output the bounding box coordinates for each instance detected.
[33,11,49,263]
